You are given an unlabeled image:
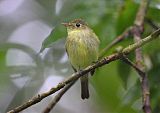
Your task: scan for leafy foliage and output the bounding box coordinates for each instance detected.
[40,24,67,52]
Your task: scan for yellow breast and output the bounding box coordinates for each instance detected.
[65,29,99,70]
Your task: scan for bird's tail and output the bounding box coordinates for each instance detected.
[80,74,89,99]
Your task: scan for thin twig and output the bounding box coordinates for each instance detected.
[133,0,151,113]
[145,18,159,30]
[42,80,77,113]
[7,28,160,113]
[99,27,133,59]
[120,54,145,77]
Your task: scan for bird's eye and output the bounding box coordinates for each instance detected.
[76,23,81,27]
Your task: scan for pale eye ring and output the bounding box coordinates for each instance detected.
[76,23,81,27]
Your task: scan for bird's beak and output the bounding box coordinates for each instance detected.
[61,22,68,27]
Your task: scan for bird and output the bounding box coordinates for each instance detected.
[62,19,100,99]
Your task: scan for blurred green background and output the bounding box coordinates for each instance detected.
[0,0,160,113]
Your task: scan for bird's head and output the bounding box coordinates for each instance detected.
[62,19,89,32]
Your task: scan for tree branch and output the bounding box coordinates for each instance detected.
[7,27,160,113]
[42,81,77,113]
[133,0,151,113]
[120,54,145,77]
[99,27,133,59]
[145,18,159,30]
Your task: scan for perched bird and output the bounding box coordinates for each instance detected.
[62,19,100,99]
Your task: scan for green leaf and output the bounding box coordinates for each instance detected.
[116,0,138,35]
[148,53,160,112]
[40,24,67,53]
[147,5,160,22]
[0,50,9,88]
[0,50,6,71]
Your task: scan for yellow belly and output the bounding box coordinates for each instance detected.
[66,38,98,70]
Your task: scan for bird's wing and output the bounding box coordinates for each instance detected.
[65,48,77,72]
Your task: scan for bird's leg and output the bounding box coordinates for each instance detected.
[90,61,98,76]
